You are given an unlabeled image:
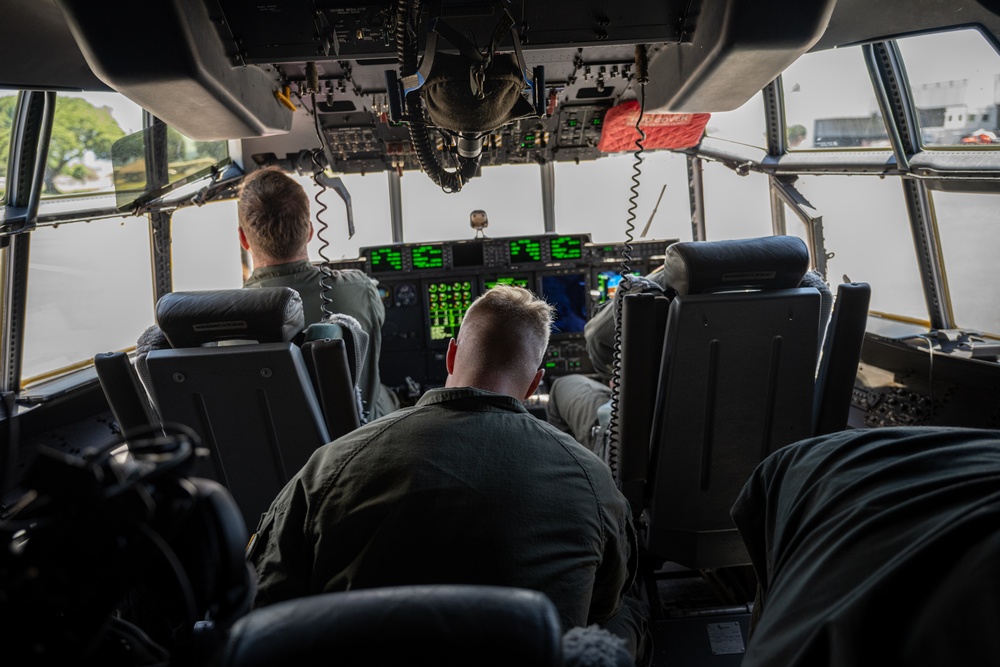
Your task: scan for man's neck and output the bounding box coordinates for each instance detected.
[445,373,525,400]
[251,253,309,269]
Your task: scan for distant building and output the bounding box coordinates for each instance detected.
[912,78,999,144]
[813,76,1000,147]
[814,115,888,148]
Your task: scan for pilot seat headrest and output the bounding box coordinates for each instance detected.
[155,287,305,348]
[219,585,562,666]
[661,235,809,296]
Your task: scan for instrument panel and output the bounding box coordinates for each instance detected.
[331,234,676,392]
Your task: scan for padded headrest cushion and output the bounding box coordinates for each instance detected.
[156,288,305,348]
[661,235,809,296]
[221,585,562,666]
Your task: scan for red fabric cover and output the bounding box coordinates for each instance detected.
[597,100,710,152]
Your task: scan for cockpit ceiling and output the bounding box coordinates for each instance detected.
[4,0,999,93]
[2,0,1000,140]
[207,0,682,64]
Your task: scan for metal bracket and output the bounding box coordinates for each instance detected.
[770,175,829,279]
[315,172,356,239]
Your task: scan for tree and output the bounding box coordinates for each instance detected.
[787,124,807,148]
[44,97,125,194]
[0,95,16,185]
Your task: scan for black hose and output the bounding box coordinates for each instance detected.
[396,0,466,192]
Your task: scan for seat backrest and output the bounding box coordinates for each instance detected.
[302,321,359,386]
[144,287,334,530]
[94,350,162,442]
[812,281,871,436]
[300,336,362,440]
[219,585,563,667]
[619,236,820,570]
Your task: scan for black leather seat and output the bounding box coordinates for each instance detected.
[615,236,823,612]
[219,585,563,667]
[141,287,354,530]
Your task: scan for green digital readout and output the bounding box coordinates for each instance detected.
[509,238,542,263]
[369,247,403,272]
[411,244,444,270]
[427,281,475,342]
[550,236,582,260]
[485,276,531,290]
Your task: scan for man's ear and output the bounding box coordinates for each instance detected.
[445,338,458,375]
[307,222,315,243]
[524,368,544,400]
[238,226,251,251]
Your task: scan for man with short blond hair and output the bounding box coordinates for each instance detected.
[238,166,397,421]
[444,282,553,397]
[249,284,644,660]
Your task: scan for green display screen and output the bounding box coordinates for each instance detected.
[370,247,403,272]
[412,244,444,270]
[485,275,531,290]
[427,281,475,341]
[550,236,582,260]
[509,238,542,263]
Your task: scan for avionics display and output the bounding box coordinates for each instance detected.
[549,236,583,260]
[452,242,485,268]
[485,275,531,290]
[427,280,475,342]
[540,273,589,336]
[509,238,542,263]
[411,244,445,270]
[369,246,404,272]
[595,269,642,303]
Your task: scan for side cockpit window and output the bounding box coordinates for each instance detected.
[781,45,891,151]
[22,215,154,385]
[897,28,1000,149]
[21,92,151,386]
[40,92,143,199]
[1,92,15,203]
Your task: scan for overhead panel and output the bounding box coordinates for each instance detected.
[208,0,681,63]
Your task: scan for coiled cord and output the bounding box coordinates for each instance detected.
[310,148,337,319]
[605,45,648,477]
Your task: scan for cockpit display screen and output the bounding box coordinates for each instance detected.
[452,242,485,268]
[369,247,404,272]
[411,244,445,270]
[485,275,531,290]
[509,238,542,263]
[427,280,475,342]
[596,270,641,303]
[549,236,583,260]
[540,273,589,336]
